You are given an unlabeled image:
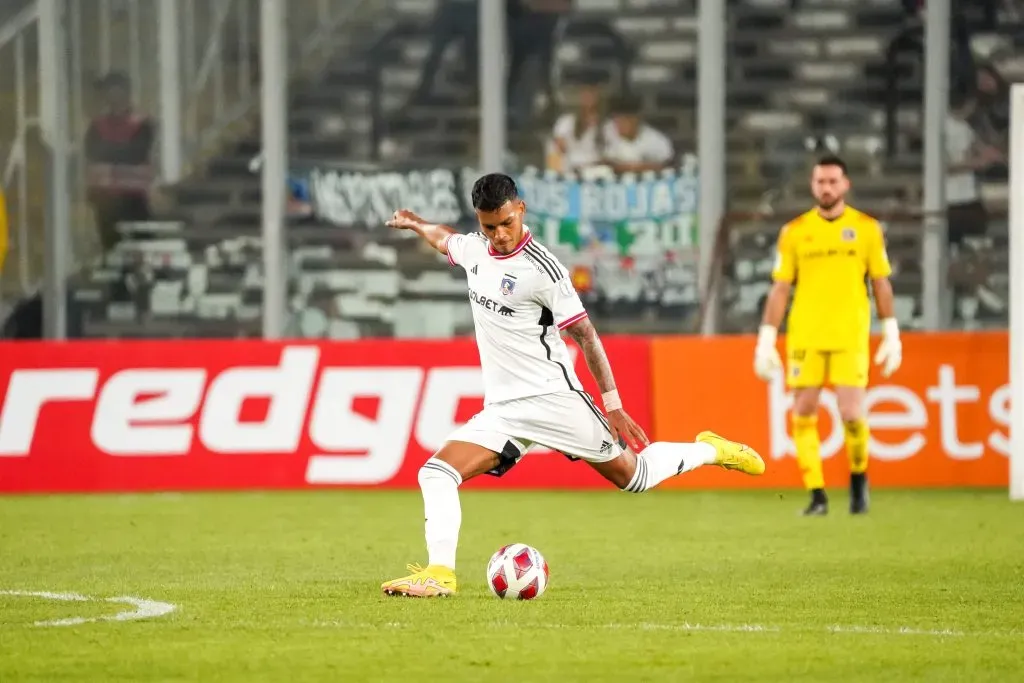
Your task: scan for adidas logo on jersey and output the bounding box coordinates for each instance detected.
[470,264,478,275]
[600,441,613,454]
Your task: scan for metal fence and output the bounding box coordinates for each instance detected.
[0,0,373,312]
[0,0,1016,340]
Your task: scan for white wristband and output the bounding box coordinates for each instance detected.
[602,389,622,413]
[757,324,778,347]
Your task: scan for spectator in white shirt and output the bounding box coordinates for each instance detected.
[547,82,606,172]
[945,88,1005,313]
[945,89,1001,249]
[601,95,675,173]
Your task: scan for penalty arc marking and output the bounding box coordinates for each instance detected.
[0,590,177,627]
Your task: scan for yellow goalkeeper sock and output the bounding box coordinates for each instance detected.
[844,418,870,474]
[792,414,824,490]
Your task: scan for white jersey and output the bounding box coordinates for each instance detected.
[444,228,588,406]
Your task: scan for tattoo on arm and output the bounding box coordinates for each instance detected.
[565,318,616,394]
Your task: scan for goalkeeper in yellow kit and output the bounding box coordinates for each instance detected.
[753,156,902,515]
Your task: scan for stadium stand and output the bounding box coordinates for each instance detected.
[53,0,1022,339]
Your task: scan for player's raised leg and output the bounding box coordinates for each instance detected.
[588,432,764,492]
[554,313,763,491]
[381,441,500,598]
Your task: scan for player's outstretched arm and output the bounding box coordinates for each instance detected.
[386,209,457,255]
[563,317,650,452]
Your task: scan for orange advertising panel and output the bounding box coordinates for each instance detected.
[651,331,1009,489]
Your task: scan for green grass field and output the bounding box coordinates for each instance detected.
[1,489,1023,682]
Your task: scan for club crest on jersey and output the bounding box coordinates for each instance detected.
[500,274,517,295]
[841,228,856,241]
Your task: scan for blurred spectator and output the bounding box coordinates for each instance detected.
[407,0,479,106]
[1,290,42,338]
[945,89,1000,247]
[553,13,634,98]
[546,80,606,172]
[507,0,573,126]
[971,62,1011,149]
[884,0,975,157]
[945,88,1004,312]
[0,289,84,339]
[601,96,674,173]
[84,72,155,252]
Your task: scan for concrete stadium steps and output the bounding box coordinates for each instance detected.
[0,0,395,300]
[53,0,1017,337]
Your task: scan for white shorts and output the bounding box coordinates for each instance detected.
[446,391,624,477]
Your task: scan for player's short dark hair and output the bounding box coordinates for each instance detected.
[471,173,519,212]
[815,154,848,175]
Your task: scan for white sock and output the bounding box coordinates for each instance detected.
[623,441,716,493]
[418,458,463,569]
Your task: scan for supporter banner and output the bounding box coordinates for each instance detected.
[518,158,699,254]
[0,338,650,493]
[650,332,1010,489]
[287,160,699,253]
[297,164,473,228]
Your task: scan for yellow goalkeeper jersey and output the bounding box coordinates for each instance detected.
[771,205,892,351]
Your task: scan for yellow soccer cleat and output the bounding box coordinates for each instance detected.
[697,431,766,476]
[381,563,457,597]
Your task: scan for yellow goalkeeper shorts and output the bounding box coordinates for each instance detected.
[786,348,869,389]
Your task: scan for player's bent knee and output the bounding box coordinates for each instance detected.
[791,389,821,416]
[418,457,464,489]
[588,451,640,491]
[835,388,866,422]
[431,441,504,482]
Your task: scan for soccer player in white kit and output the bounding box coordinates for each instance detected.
[381,174,765,597]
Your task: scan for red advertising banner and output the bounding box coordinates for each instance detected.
[0,338,651,493]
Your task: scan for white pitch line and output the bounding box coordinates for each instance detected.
[613,622,778,633]
[0,590,91,602]
[827,624,967,637]
[311,619,1020,639]
[0,590,177,627]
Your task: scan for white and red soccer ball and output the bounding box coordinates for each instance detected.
[486,543,549,600]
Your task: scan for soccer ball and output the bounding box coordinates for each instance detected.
[486,543,549,600]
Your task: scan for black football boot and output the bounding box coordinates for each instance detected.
[850,472,870,515]
[803,488,829,516]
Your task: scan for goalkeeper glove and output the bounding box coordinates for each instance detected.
[753,324,783,382]
[873,318,902,378]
